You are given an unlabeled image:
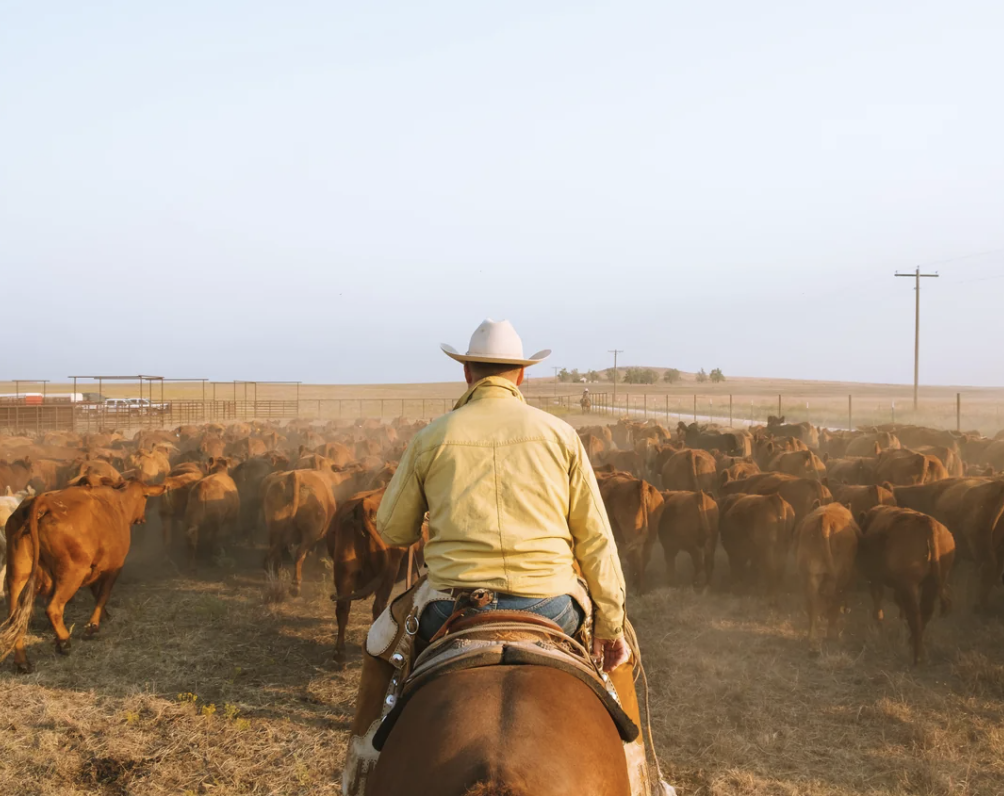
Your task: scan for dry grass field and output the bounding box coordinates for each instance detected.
[3,518,1004,796]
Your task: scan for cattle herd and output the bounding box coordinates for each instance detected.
[1,412,1004,675]
[586,415,1004,664]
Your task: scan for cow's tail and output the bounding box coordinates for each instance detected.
[688,451,700,494]
[822,515,837,578]
[696,491,711,542]
[291,470,302,526]
[928,522,951,615]
[0,497,41,663]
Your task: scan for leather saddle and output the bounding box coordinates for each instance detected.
[372,609,639,750]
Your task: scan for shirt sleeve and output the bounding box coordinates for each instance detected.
[376,437,428,547]
[567,434,627,640]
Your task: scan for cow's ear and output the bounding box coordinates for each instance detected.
[142,483,168,497]
[811,499,821,511]
[822,452,829,462]
[858,511,868,528]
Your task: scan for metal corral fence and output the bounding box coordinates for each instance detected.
[1,392,1001,435]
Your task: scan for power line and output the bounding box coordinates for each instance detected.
[895,267,939,410]
[910,247,1004,271]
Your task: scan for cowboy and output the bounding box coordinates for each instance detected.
[342,319,670,796]
[581,386,592,413]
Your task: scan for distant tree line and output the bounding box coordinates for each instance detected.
[554,366,724,384]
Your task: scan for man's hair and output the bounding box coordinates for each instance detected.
[468,361,523,383]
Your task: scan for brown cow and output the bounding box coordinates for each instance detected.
[657,491,719,589]
[184,469,240,565]
[1,478,167,672]
[916,445,965,478]
[873,449,948,486]
[719,460,761,490]
[830,483,897,518]
[720,472,832,524]
[661,449,717,493]
[327,488,410,658]
[595,450,646,479]
[769,449,827,481]
[57,458,122,489]
[158,463,206,546]
[225,436,267,460]
[824,454,875,485]
[263,469,343,595]
[596,473,665,592]
[846,432,901,458]
[894,478,1004,608]
[765,418,819,449]
[753,436,808,471]
[316,441,355,467]
[857,506,955,664]
[231,455,287,538]
[719,493,796,593]
[792,503,860,652]
[125,449,171,484]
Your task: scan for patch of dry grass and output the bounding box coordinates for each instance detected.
[631,555,1004,796]
[2,532,1004,795]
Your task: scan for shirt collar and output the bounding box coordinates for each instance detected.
[453,376,526,410]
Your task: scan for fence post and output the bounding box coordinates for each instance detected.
[848,395,852,431]
[957,393,961,432]
[693,394,696,423]
[381,399,385,418]
[643,393,647,419]
[778,394,782,419]
[665,395,669,425]
[317,399,321,418]
[729,394,733,427]
[891,402,896,424]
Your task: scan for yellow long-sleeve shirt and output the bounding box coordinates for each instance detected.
[375,376,626,639]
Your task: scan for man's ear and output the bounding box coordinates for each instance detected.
[516,367,525,387]
[463,362,473,385]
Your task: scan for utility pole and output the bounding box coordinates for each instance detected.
[895,266,939,410]
[608,349,623,410]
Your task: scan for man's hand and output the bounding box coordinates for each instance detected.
[592,636,630,672]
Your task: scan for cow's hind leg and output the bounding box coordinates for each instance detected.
[895,583,924,665]
[804,573,823,654]
[85,568,121,638]
[662,540,679,587]
[334,599,351,661]
[290,538,312,598]
[46,568,89,655]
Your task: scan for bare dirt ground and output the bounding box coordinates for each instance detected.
[3,518,1004,796]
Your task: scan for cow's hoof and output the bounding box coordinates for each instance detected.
[14,660,32,674]
[84,624,100,639]
[56,639,72,656]
[289,586,301,598]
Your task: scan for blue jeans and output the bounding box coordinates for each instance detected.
[418,593,585,642]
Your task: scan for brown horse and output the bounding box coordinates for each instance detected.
[368,666,631,796]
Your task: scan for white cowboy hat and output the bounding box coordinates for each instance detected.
[441,319,550,367]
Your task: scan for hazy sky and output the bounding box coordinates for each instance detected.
[3,1,1003,386]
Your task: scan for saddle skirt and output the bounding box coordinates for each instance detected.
[372,604,639,750]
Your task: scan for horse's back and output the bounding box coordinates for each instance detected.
[370,665,630,796]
